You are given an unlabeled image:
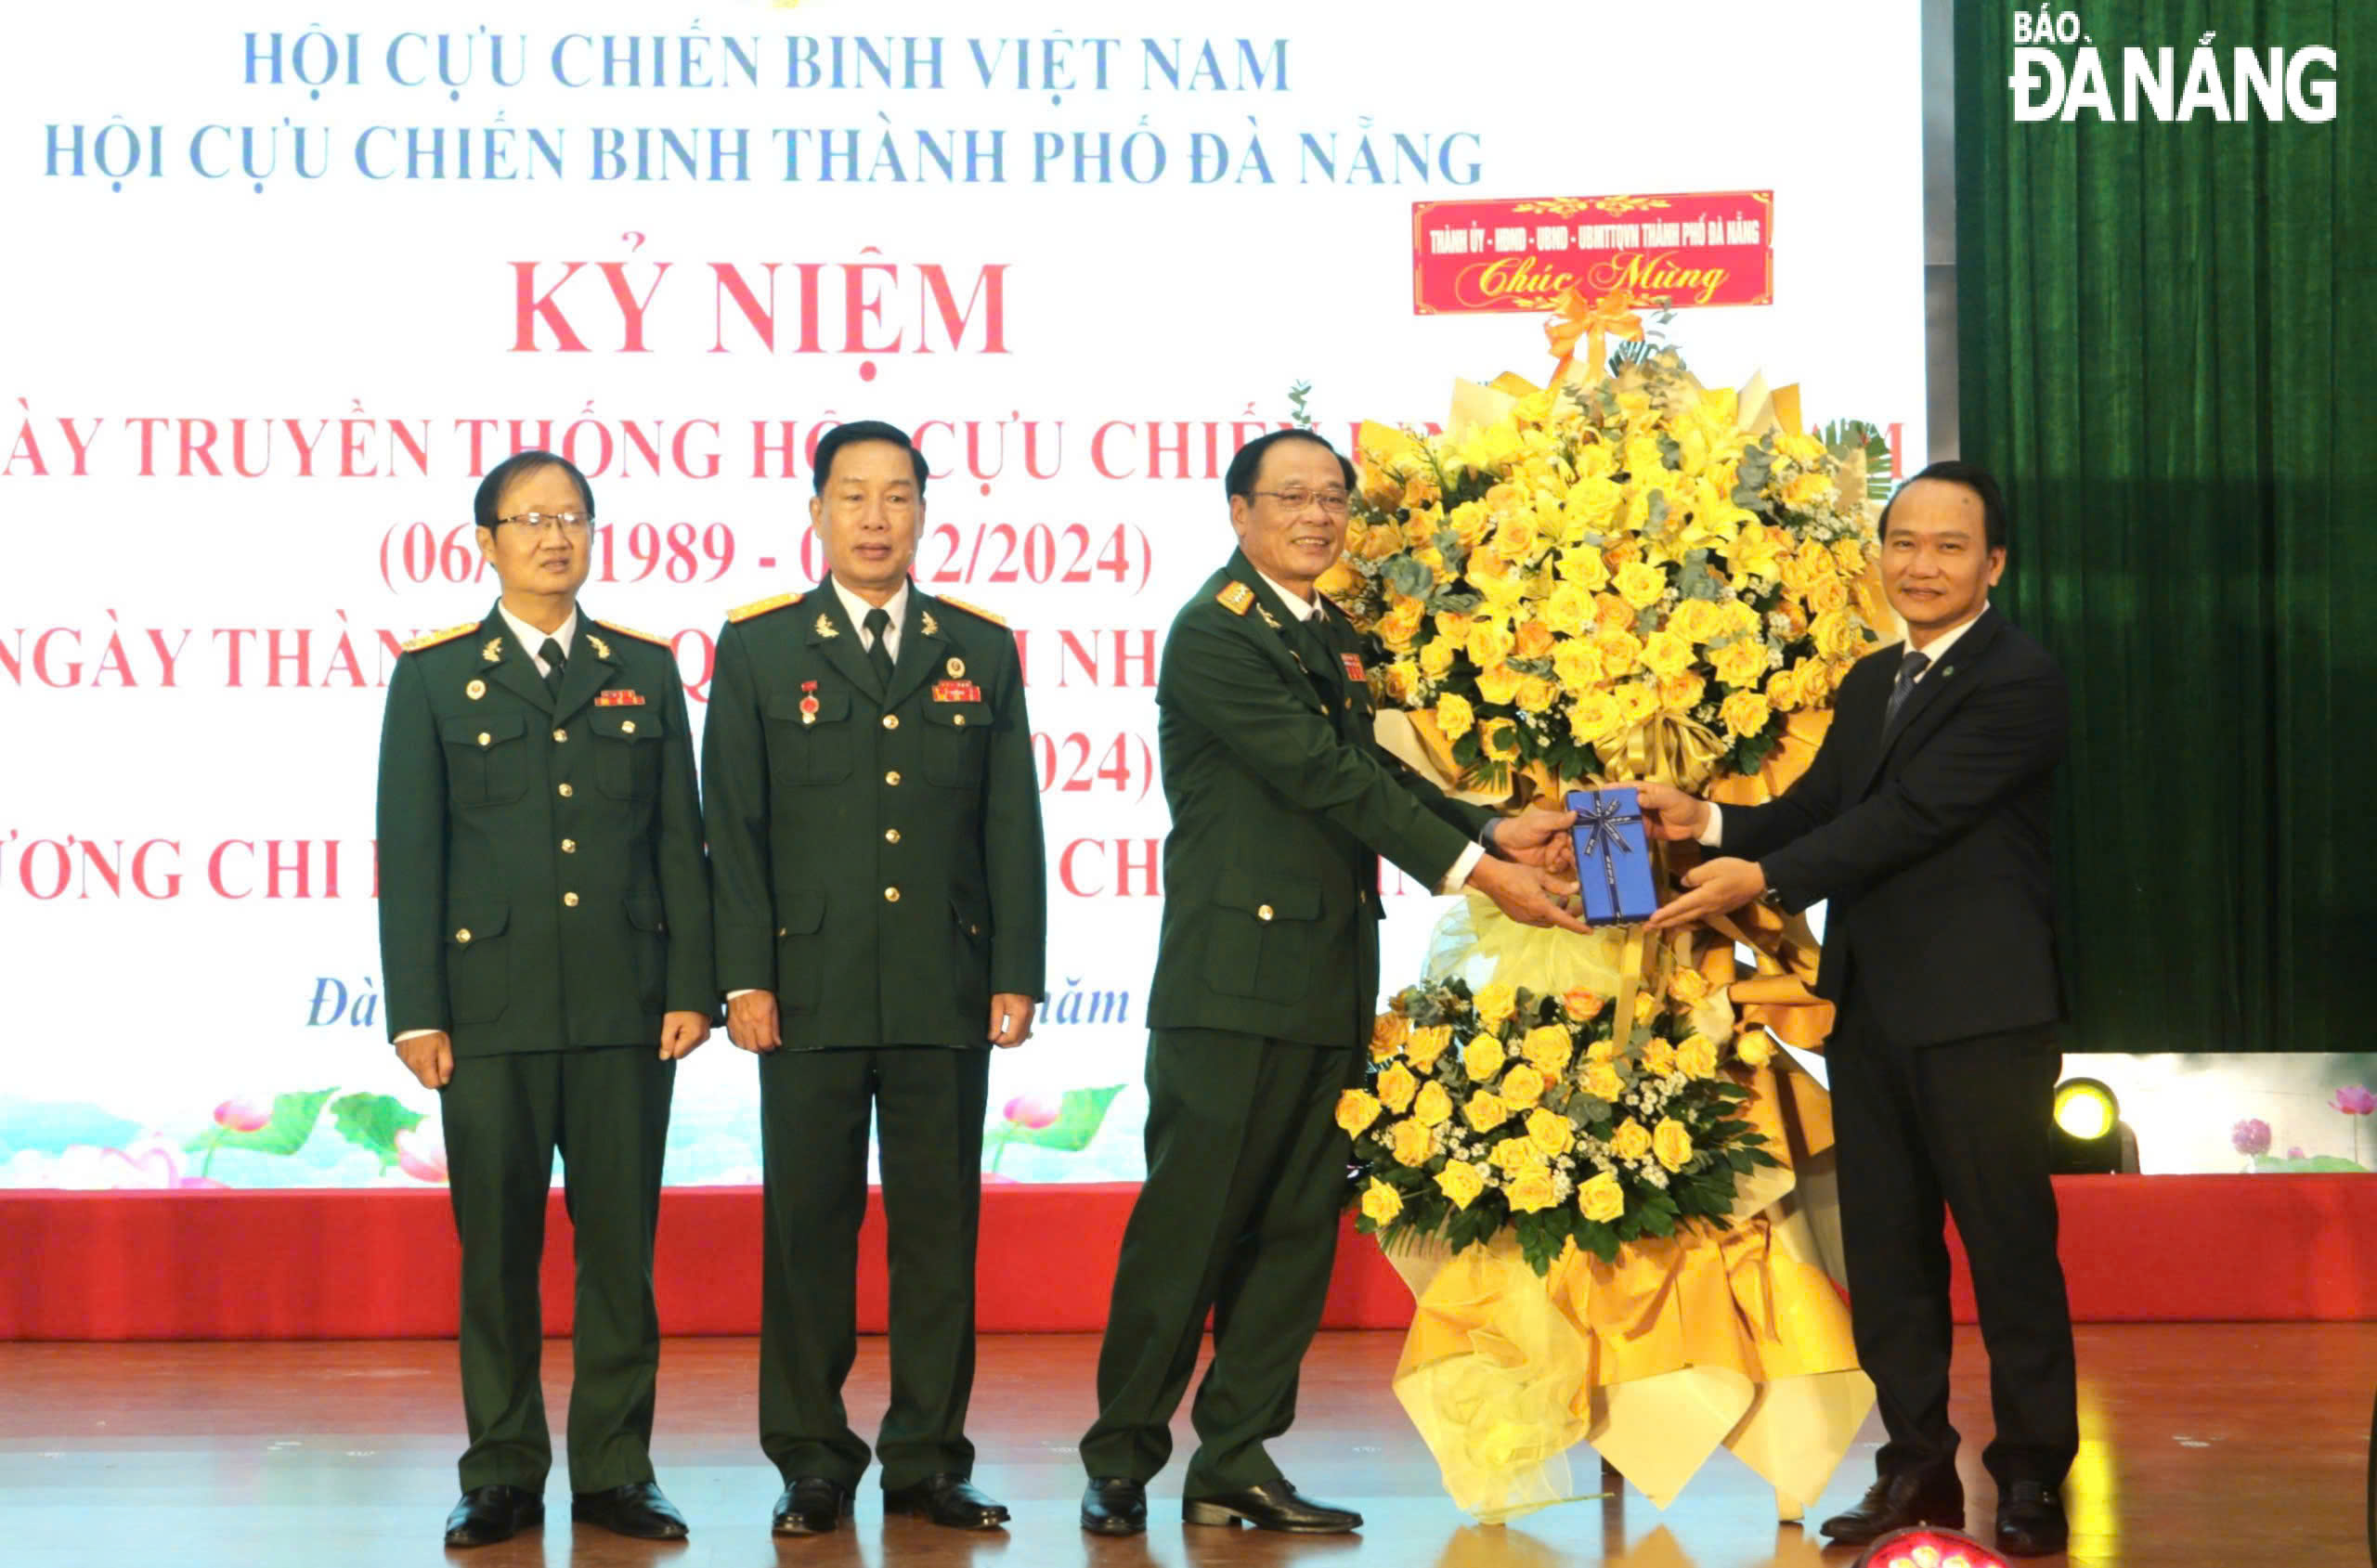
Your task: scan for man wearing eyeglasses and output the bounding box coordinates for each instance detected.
[377,448,715,1549]
[1078,429,1586,1537]
[703,420,1046,1537]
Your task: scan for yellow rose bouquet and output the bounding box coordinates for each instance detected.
[1344,977,1779,1275]
[1325,343,1890,791]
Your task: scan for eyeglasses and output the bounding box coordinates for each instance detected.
[1250,488,1352,518]
[497,511,592,536]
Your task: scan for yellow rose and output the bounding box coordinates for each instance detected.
[1727,523,1788,579]
[1764,667,1803,713]
[1562,989,1604,1020]
[1377,597,1424,652]
[1413,1080,1454,1127]
[1336,1089,1383,1138]
[1359,1177,1404,1225]
[1401,467,1442,508]
[1370,1012,1409,1059]
[1462,1090,1511,1134]
[1474,664,1525,706]
[1615,560,1668,610]
[1717,599,1762,641]
[1641,1037,1677,1078]
[1473,983,1518,1028]
[1812,609,1864,662]
[1517,676,1560,714]
[1634,990,1658,1024]
[1434,610,1476,644]
[1567,689,1625,745]
[1721,690,1773,740]
[1467,619,1515,670]
[1584,1062,1625,1101]
[1807,574,1851,615]
[1669,598,1721,643]
[1586,1036,1620,1064]
[1677,1036,1720,1079]
[1713,637,1770,689]
[1593,593,1637,633]
[1526,1107,1574,1158]
[1652,1117,1694,1172]
[1435,692,1475,740]
[1734,1031,1774,1069]
[1500,1063,1546,1108]
[1401,511,1440,549]
[1315,559,1361,600]
[1610,1118,1653,1161]
[1416,545,1449,582]
[1506,1169,1560,1213]
[1658,670,1707,715]
[1462,1033,1507,1082]
[1435,1159,1487,1209]
[1832,538,1870,577]
[1388,1116,1435,1167]
[1357,520,1403,562]
[1552,640,1605,693]
[1595,628,1645,674]
[1784,469,1833,508]
[1489,1134,1546,1173]
[1405,1025,1452,1073]
[1614,681,1658,726]
[1578,1170,1626,1223]
[1419,638,1458,679]
[1557,543,1613,590]
[1669,967,1710,1005]
[1512,617,1556,661]
[1493,514,1540,561]
[1541,582,1594,639]
[1522,1023,1574,1076]
[1377,1061,1419,1114]
[1641,628,1695,679]
[1790,656,1834,704]
[1477,718,1521,762]
[1448,500,1493,547]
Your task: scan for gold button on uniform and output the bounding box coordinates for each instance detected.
[776,926,787,938]
[885,770,902,786]
[884,887,902,903]
[563,891,579,908]
[561,839,577,854]
[558,783,574,797]
[553,729,568,743]
[454,928,473,944]
[621,720,636,735]
[885,828,902,844]
[881,715,900,731]
[1257,904,1275,921]
[476,732,491,747]
[953,714,967,727]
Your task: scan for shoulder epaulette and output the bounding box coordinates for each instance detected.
[933,594,1007,628]
[1216,582,1255,616]
[597,620,670,646]
[728,591,803,624]
[402,621,479,653]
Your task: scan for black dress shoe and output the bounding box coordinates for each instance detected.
[1995,1479,2070,1557]
[1818,1471,1965,1544]
[773,1477,855,1536]
[443,1484,543,1549]
[1182,1480,1362,1534]
[883,1473,1011,1530]
[1081,1477,1148,1536]
[570,1481,689,1540]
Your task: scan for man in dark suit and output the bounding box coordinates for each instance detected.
[703,420,1046,1536]
[1640,460,2076,1557]
[1077,429,1585,1538]
[377,449,715,1549]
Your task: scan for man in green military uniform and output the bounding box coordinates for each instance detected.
[1079,429,1584,1536]
[377,450,715,1549]
[703,420,1046,1536]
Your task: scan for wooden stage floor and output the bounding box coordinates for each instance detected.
[4,1326,2370,1567]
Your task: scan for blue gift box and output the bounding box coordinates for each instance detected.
[1565,786,1658,926]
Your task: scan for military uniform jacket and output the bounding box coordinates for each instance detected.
[376,605,715,1056]
[1146,551,1495,1047]
[703,582,1046,1048]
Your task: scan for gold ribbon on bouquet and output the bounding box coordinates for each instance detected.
[1545,285,1645,388]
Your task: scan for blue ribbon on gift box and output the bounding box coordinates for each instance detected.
[1576,792,1643,905]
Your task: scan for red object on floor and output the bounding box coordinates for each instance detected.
[4,1174,2372,1341]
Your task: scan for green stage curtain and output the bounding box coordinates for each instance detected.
[1955,5,2372,1051]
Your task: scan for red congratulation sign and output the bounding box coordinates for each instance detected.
[1411,191,1774,315]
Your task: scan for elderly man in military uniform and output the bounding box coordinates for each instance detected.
[378,449,715,1549]
[703,420,1046,1536]
[1077,428,1584,1537]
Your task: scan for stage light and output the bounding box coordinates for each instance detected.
[1851,1524,2011,1568]
[2053,1078,2117,1140]
[2051,1076,2128,1174]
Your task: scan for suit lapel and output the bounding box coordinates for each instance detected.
[808,581,883,700]
[550,616,616,725]
[881,588,945,712]
[1853,609,2006,797]
[1231,556,1332,713]
[479,606,555,715]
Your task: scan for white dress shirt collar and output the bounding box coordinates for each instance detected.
[830,576,910,654]
[1252,567,1321,621]
[497,603,578,677]
[1905,600,1989,678]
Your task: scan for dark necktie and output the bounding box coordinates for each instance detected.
[863,607,895,689]
[1883,649,1929,729]
[539,637,566,699]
